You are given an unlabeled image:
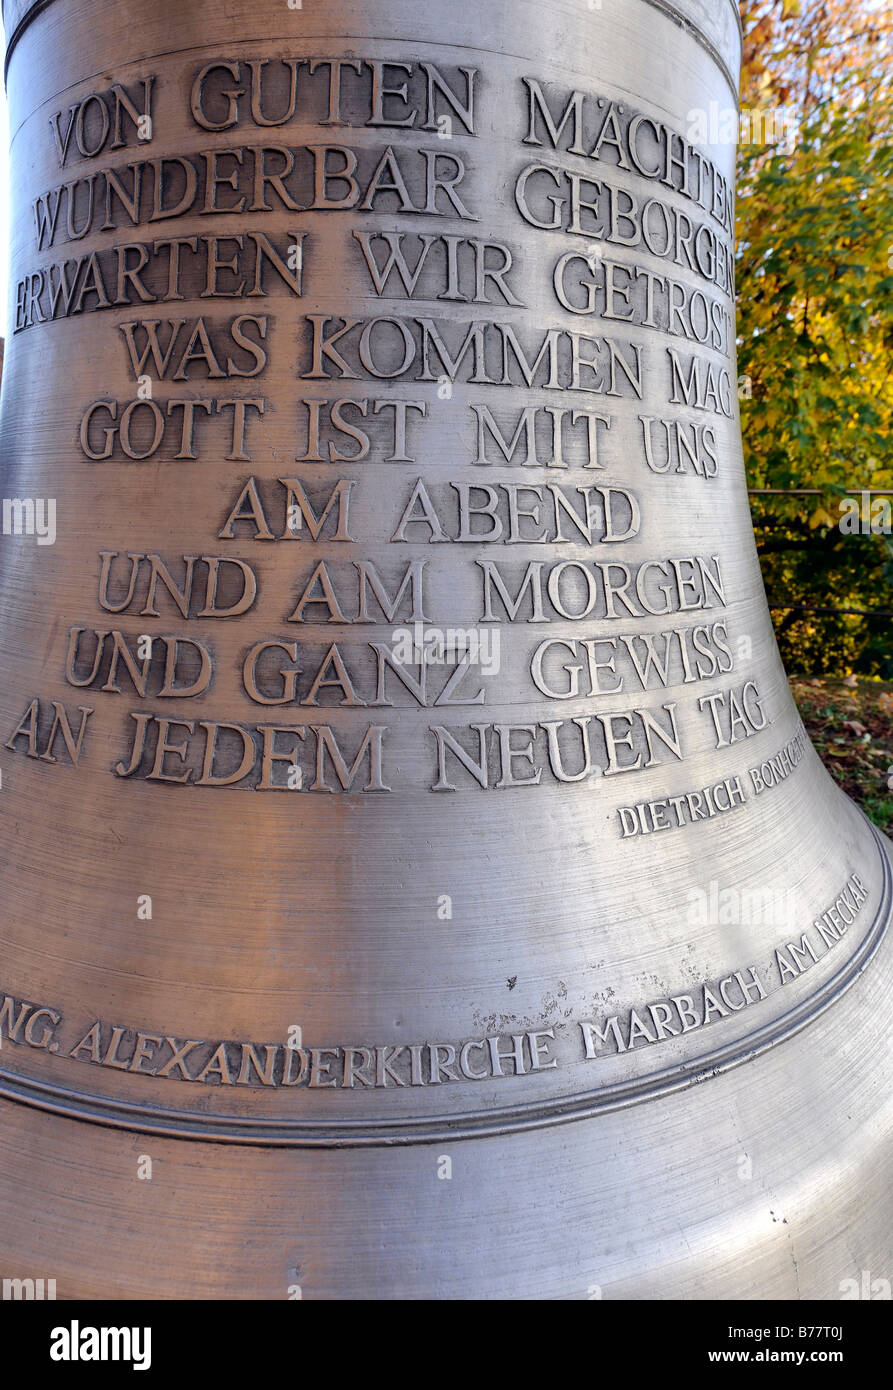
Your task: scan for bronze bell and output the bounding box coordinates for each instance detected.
[0,0,890,1299]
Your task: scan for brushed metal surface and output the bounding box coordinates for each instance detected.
[0,0,890,1299]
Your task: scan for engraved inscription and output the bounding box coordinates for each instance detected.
[0,873,871,1092]
[5,45,797,825]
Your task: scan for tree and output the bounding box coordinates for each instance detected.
[736,0,893,673]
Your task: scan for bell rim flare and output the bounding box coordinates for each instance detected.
[1,818,889,1150]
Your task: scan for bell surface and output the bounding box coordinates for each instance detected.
[0,0,890,1300]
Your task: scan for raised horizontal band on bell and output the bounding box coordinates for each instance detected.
[3,0,743,104]
[637,0,742,108]
[1,819,888,1150]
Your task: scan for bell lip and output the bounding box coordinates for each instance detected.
[1,818,889,1151]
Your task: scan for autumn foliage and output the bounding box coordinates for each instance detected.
[736,0,893,673]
